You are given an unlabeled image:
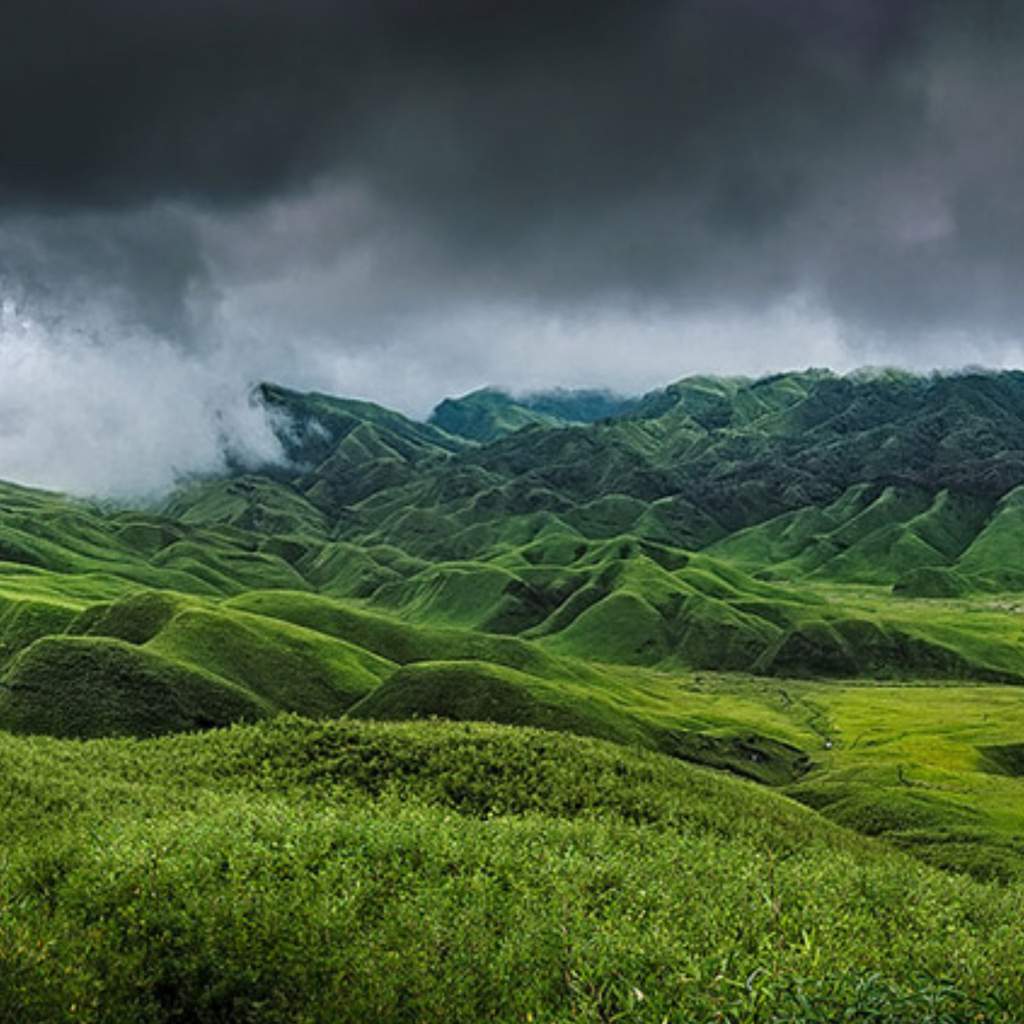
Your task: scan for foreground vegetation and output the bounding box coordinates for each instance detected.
[3,717,1024,1023]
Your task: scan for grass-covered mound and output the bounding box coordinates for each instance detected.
[0,635,270,738]
[0,590,397,739]
[230,591,812,783]
[0,591,80,667]
[144,606,393,715]
[892,565,971,598]
[347,659,653,748]
[753,615,1017,681]
[67,588,188,643]
[2,717,1024,1023]
[226,588,581,679]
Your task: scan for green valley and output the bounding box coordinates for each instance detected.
[4,368,1024,1021]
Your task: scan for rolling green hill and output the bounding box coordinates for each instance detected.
[2,716,1023,1023]
[6,368,1024,1019]
[8,369,1024,721]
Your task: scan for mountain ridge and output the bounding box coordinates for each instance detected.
[6,367,1024,885]
[5,368,1024,697]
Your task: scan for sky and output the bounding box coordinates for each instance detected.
[3,0,1024,494]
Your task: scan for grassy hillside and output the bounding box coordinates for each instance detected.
[0,587,394,739]
[8,569,1024,878]
[2,716,1023,1023]
[5,369,1024,1019]
[6,372,1024,725]
[429,386,637,441]
[10,576,1015,878]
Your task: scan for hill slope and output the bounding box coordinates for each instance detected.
[2,716,1022,1023]
[429,386,637,441]
[5,370,1024,1019]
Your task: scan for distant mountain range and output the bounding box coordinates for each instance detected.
[250,369,1024,589]
[428,386,639,442]
[3,368,1024,714]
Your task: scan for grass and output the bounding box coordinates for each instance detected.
[1,563,1019,877]
[0,635,270,738]
[7,371,1024,1018]
[0,589,395,738]
[146,605,392,713]
[2,716,1024,1023]
[624,666,1024,881]
[347,659,655,749]
[0,591,80,668]
[785,680,1024,879]
[2,537,1024,878]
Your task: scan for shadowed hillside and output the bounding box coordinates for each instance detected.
[429,386,638,442]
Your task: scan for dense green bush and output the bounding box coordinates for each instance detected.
[1,718,1023,1023]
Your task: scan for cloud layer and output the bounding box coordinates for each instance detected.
[3,1,1024,492]
[0,301,282,496]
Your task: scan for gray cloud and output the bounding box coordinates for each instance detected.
[0,205,215,344]
[2,1,1024,492]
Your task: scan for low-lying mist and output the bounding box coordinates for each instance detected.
[0,300,284,499]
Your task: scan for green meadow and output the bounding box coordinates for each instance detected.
[4,370,1024,1021]
[4,718,1024,1023]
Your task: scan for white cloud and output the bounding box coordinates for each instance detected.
[0,299,283,497]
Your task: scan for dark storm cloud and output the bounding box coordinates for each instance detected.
[2,0,1018,326]
[2,0,630,208]
[4,1,1024,493]
[0,205,214,342]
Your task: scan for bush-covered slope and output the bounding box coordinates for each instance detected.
[2,717,1023,1024]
